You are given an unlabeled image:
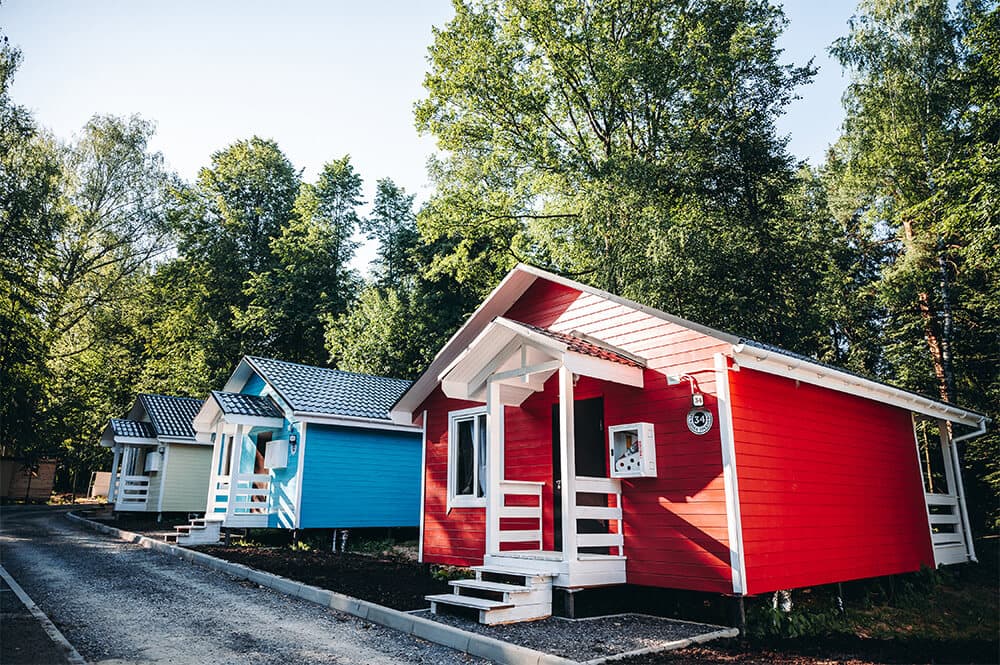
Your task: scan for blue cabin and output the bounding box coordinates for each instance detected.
[191,356,422,531]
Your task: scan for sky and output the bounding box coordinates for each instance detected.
[4,0,857,271]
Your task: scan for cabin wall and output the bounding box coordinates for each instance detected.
[160,444,213,512]
[729,366,935,595]
[298,424,421,529]
[420,278,735,593]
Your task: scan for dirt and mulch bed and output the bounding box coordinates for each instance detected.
[624,539,999,665]
[199,544,451,611]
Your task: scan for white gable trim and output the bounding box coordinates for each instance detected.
[295,412,420,433]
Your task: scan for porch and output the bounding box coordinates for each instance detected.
[103,419,160,512]
[441,317,645,590]
[196,391,286,528]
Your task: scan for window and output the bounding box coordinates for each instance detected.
[448,408,488,508]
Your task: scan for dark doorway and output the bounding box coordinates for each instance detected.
[252,431,273,510]
[552,397,607,552]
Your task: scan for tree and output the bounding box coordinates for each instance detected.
[161,137,301,372]
[236,163,363,365]
[363,178,420,290]
[829,0,999,528]
[0,36,61,458]
[416,0,826,351]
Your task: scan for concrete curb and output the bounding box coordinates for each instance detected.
[0,563,87,665]
[66,511,576,665]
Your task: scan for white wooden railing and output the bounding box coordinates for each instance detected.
[926,494,963,545]
[496,480,544,550]
[575,476,624,556]
[227,473,271,516]
[115,475,150,509]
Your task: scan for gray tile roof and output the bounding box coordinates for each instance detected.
[139,394,203,439]
[246,356,412,420]
[110,419,157,439]
[211,391,283,419]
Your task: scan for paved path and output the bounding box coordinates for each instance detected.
[0,506,484,664]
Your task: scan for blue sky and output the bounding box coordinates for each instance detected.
[4,0,857,269]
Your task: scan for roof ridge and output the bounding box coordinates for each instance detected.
[246,355,412,384]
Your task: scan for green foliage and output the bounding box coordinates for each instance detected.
[415,0,837,353]
[430,565,474,582]
[0,36,62,459]
[829,0,999,529]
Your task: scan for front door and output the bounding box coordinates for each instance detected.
[552,397,606,552]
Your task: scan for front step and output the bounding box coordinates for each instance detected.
[426,567,553,625]
[165,516,221,546]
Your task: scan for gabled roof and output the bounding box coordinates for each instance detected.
[391,263,987,429]
[210,391,283,419]
[110,419,157,439]
[237,356,413,421]
[137,394,203,440]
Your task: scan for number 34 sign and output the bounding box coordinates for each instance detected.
[686,408,713,435]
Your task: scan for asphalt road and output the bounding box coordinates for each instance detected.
[0,506,485,664]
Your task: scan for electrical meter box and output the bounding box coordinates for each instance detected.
[264,438,289,470]
[143,451,161,473]
[608,422,657,478]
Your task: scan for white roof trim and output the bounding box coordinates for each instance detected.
[731,343,985,428]
[294,411,420,433]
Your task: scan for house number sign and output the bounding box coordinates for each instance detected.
[686,408,713,435]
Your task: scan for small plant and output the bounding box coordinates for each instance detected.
[290,540,313,552]
[430,565,473,582]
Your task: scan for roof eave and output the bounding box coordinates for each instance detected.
[731,343,986,427]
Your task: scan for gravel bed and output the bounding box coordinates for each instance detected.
[1,506,486,665]
[412,610,732,662]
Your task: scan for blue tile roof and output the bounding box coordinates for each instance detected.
[211,391,283,418]
[138,394,203,439]
[245,356,412,421]
[110,419,157,439]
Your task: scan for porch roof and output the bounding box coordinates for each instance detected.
[192,390,286,433]
[100,418,158,447]
[440,317,645,404]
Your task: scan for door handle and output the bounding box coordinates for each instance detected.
[555,479,562,491]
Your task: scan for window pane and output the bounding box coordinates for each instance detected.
[456,418,475,496]
[477,414,487,498]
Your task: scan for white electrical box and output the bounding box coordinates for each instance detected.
[265,438,289,469]
[143,451,161,473]
[608,422,657,478]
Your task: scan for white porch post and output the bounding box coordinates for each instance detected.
[226,424,243,521]
[558,366,578,561]
[947,426,977,562]
[108,444,121,504]
[205,423,224,513]
[485,378,503,556]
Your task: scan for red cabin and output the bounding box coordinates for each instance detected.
[391,265,985,624]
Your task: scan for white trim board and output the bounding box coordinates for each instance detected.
[714,353,747,595]
[418,410,427,564]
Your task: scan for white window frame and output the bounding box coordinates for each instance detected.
[447,406,488,509]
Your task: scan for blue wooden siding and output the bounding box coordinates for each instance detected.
[299,424,421,528]
[242,372,267,396]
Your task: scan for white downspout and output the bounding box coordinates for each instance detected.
[949,417,987,563]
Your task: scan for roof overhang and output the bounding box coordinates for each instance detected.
[731,343,987,428]
[439,317,644,406]
[192,393,285,433]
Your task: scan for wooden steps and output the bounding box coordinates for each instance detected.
[164,516,222,546]
[426,566,553,625]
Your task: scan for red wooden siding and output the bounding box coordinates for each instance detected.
[419,277,736,593]
[729,367,934,595]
